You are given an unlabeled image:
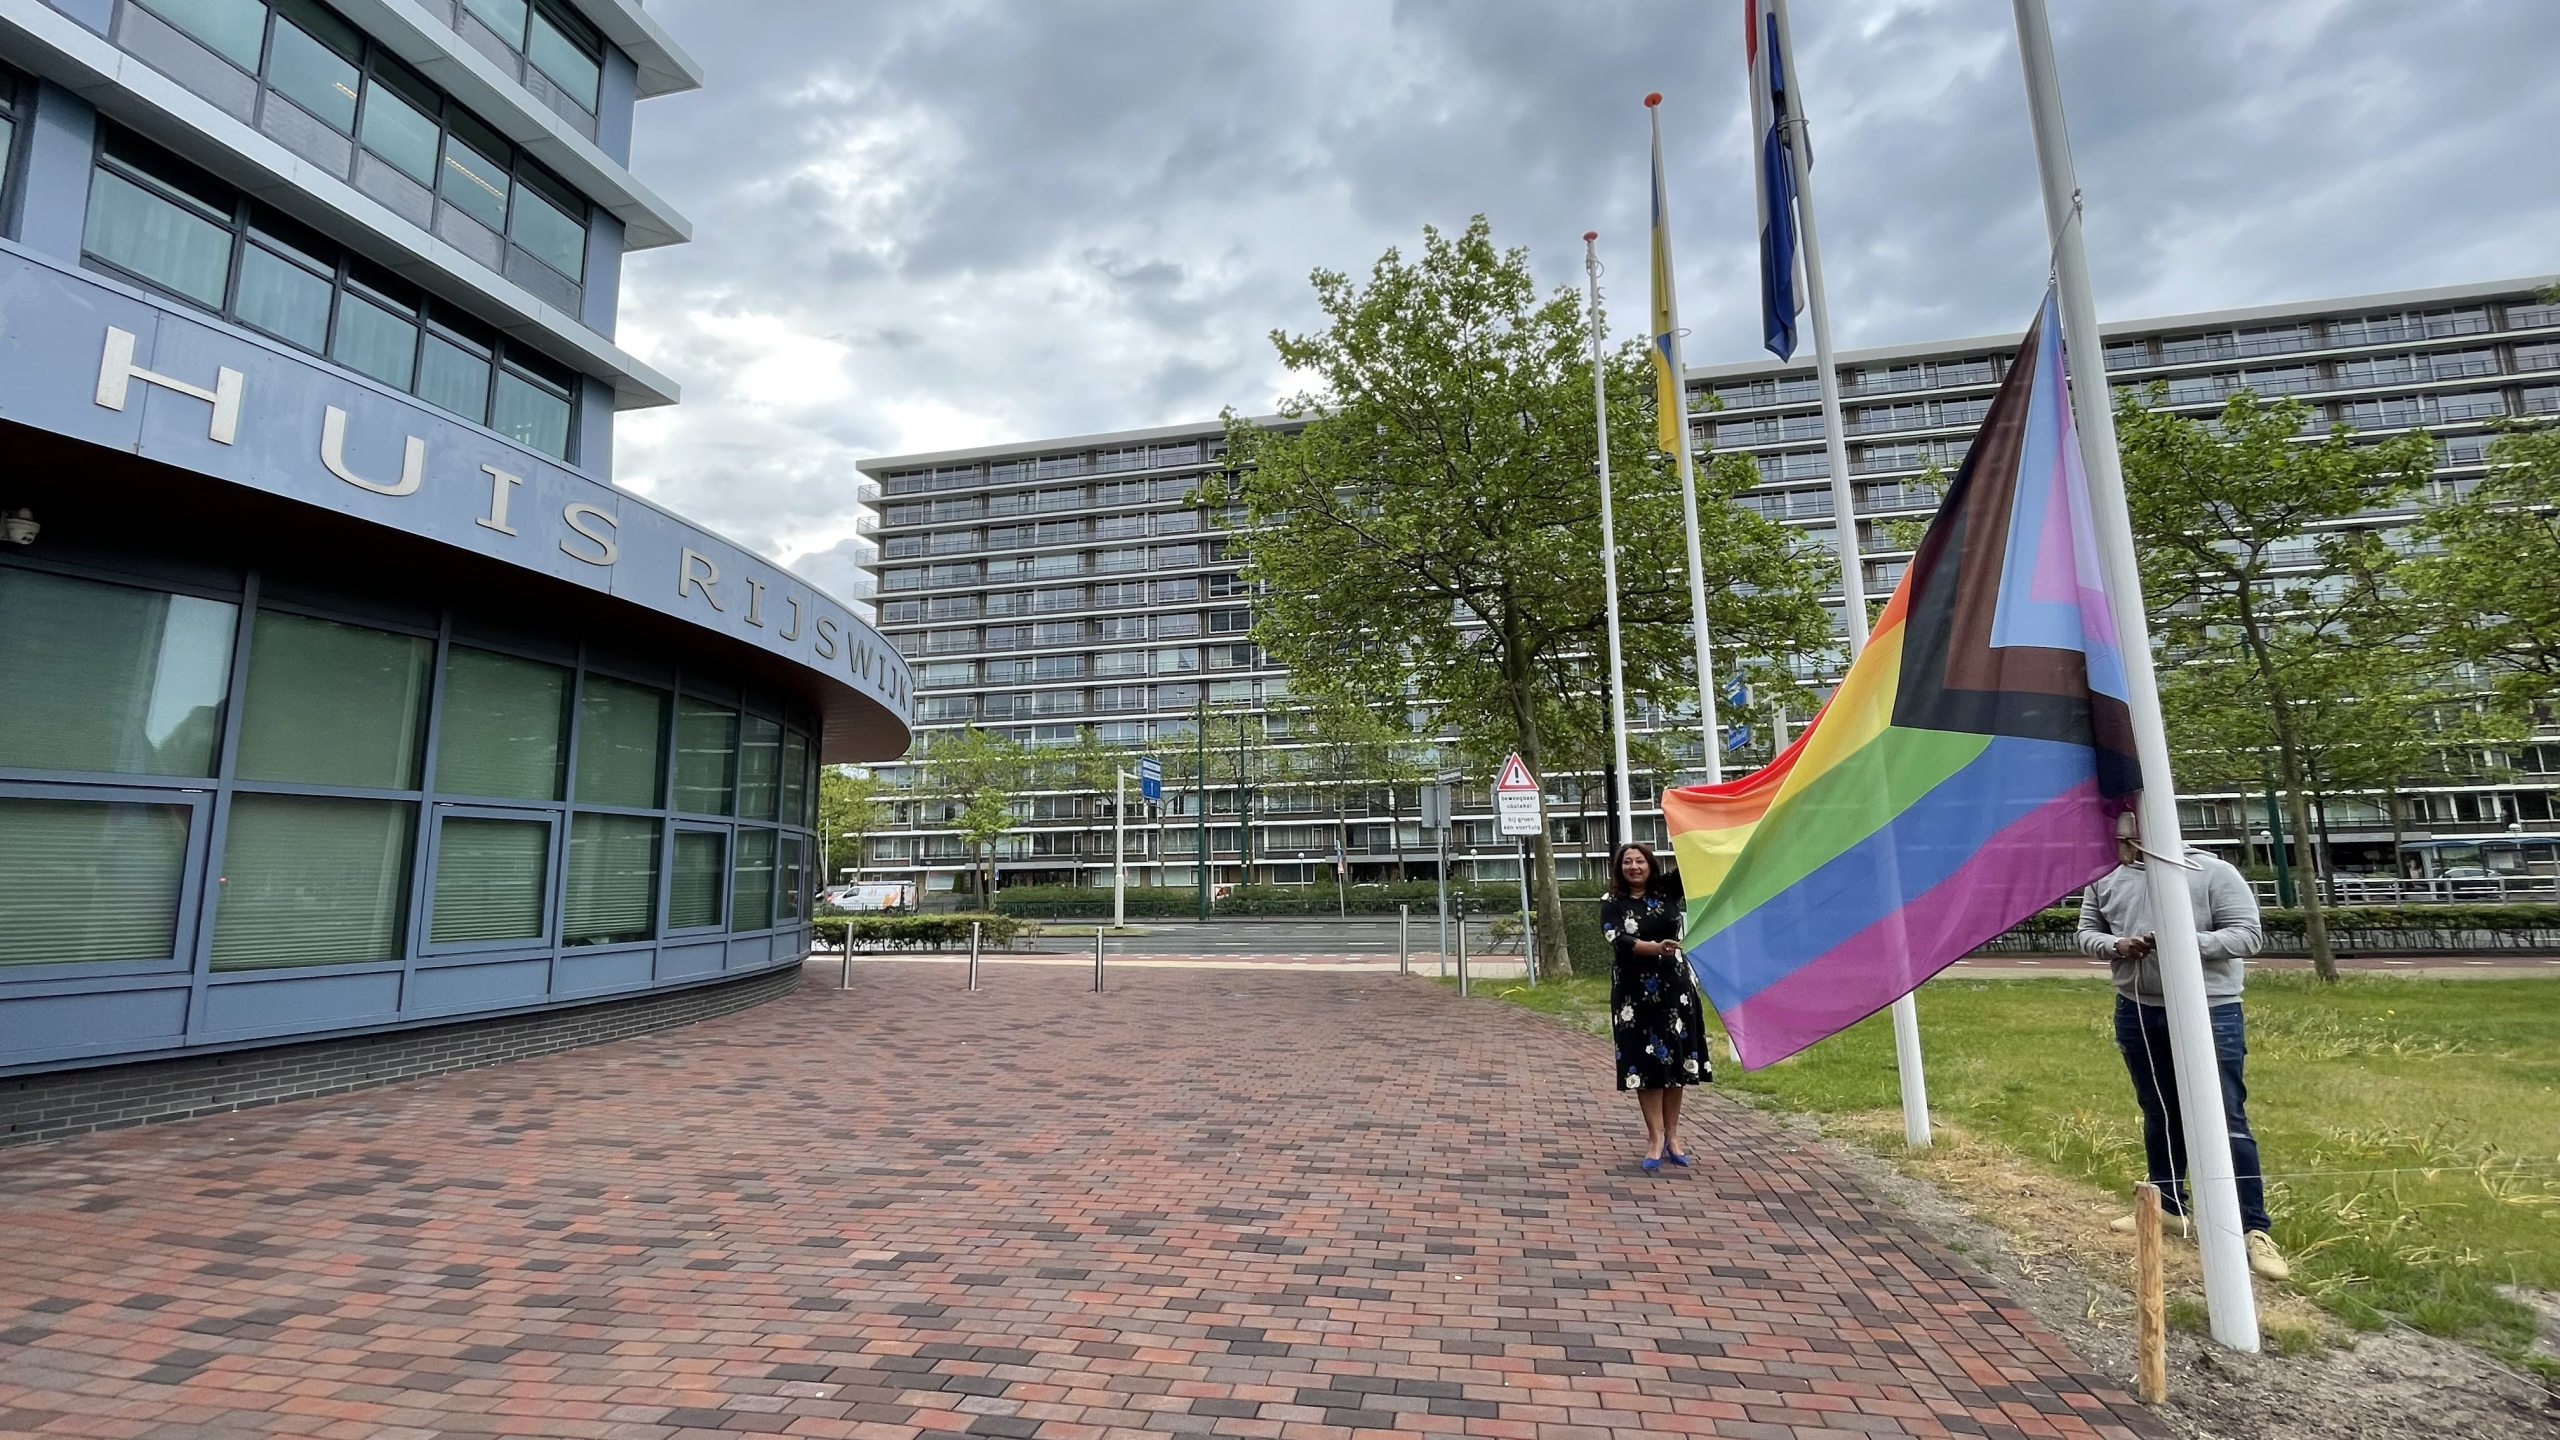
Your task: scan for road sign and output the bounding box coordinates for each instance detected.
[1138,756,1162,802]
[1420,783,1450,831]
[1725,676,1751,710]
[1494,753,1542,837]
[1724,723,1753,753]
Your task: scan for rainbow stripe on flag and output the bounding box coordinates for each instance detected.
[1667,292,2140,1067]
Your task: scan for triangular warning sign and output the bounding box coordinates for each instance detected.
[1494,754,1538,791]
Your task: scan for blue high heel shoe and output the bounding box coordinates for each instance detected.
[1640,1155,1662,1173]
[1665,1151,1692,1167]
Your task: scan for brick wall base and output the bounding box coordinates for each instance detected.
[0,964,804,1150]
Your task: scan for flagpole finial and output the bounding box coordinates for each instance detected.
[1582,230,1598,242]
[1644,92,1663,107]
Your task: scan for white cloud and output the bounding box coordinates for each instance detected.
[613,0,2560,562]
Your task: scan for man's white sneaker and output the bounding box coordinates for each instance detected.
[2246,1230,2291,1281]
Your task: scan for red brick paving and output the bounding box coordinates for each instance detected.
[0,962,2165,1440]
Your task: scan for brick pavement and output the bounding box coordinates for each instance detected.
[0,962,2166,1440]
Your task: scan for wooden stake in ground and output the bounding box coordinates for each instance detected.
[2135,1182,2168,1403]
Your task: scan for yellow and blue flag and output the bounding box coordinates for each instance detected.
[1646,96,1685,453]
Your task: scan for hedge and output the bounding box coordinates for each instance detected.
[1980,902,2560,956]
[810,912,1021,950]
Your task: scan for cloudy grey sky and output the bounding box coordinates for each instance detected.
[611,0,2560,592]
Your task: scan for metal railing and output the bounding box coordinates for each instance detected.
[2248,875,2560,905]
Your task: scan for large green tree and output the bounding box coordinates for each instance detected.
[1220,217,1830,973]
[2403,422,2560,717]
[817,765,887,883]
[918,725,1033,902]
[2120,390,2435,978]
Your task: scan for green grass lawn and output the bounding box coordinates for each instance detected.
[1478,969,2560,1369]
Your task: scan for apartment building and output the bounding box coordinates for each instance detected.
[855,277,2558,894]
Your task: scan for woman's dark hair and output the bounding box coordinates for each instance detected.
[1609,842,1663,900]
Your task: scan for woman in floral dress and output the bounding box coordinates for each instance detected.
[1598,842,1711,1171]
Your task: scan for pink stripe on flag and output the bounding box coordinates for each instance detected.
[1720,779,2118,1068]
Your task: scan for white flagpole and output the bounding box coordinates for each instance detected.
[1584,233,1640,826]
[1768,0,1931,1149]
[1648,97,1726,784]
[2011,0,2259,1351]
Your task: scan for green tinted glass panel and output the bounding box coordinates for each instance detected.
[732,827,775,930]
[358,84,439,185]
[429,815,548,943]
[526,9,600,109]
[0,569,235,777]
[331,291,417,389]
[776,833,803,922]
[439,133,510,229]
[236,244,332,350]
[507,184,585,279]
[266,15,361,131]
[435,647,568,800]
[84,168,232,307]
[564,812,657,945]
[673,699,738,815]
[736,716,782,821]
[779,730,808,828]
[0,799,190,966]
[417,334,490,422]
[211,795,415,969]
[573,675,667,807]
[492,369,571,458]
[137,0,267,69]
[669,829,726,930]
[234,611,432,788]
[0,118,15,199]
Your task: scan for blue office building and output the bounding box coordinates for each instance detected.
[0,0,911,1085]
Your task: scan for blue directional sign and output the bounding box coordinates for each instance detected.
[1138,756,1163,802]
[1724,724,1753,753]
[1725,676,1751,710]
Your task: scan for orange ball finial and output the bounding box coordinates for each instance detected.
[1644,92,1663,107]
[1583,230,1599,242]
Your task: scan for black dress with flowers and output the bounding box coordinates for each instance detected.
[1600,890,1712,1090]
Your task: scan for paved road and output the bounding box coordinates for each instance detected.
[0,961,2168,1439]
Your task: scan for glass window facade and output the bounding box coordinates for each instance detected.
[80,127,583,459]
[0,559,824,986]
[233,610,433,788]
[673,699,739,815]
[461,0,604,113]
[0,799,191,967]
[121,0,597,277]
[430,814,551,943]
[212,793,417,969]
[0,569,235,777]
[435,647,568,800]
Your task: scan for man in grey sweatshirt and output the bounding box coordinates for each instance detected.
[2077,810,2289,1280]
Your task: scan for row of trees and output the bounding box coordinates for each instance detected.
[2130,384,2560,977]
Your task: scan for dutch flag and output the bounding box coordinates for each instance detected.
[1746,0,1803,360]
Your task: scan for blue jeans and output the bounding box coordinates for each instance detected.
[2113,996,2270,1233]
